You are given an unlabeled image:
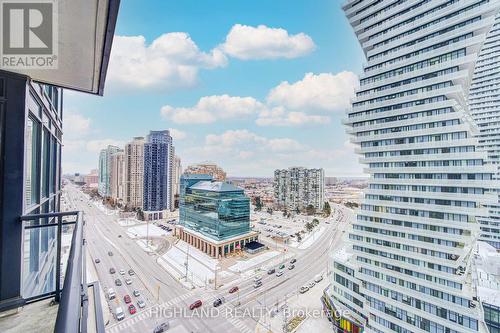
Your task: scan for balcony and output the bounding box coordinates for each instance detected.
[0,211,105,333]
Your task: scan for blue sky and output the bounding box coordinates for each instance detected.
[63,0,365,177]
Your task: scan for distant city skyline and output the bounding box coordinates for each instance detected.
[61,0,365,178]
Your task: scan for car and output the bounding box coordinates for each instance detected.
[133,290,141,297]
[115,279,122,286]
[124,295,131,303]
[267,268,276,275]
[109,268,116,274]
[119,269,125,275]
[307,281,316,289]
[118,234,122,238]
[213,297,225,307]
[253,280,263,288]
[137,300,146,309]
[128,269,135,276]
[153,322,170,333]
[288,264,295,270]
[115,307,125,321]
[299,286,309,294]
[128,304,136,314]
[95,258,100,264]
[314,274,323,283]
[107,288,116,300]
[276,270,284,277]
[125,279,132,285]
[279,264,285,270]
[254,275,262,282]
[189,300,202,310]
[229,286,239,294]
[290,258,297,264]
[108,251,113,256]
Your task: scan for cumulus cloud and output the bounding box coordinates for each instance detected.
[161,95,265,124]
[256,106,330,126]
[168,128,187,140]
[85,139,125,153]
[64,113,91,138]
[107,33,227,90]
[267,71,358,112]
[220,24,315,60]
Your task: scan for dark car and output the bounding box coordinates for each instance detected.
[128,269,135,276]
[267,268,276,275]
[124,295,131,303]
[189,300,202,310]
[213,297,225,307]
[108,251,113,256]
[153,322,170,333]
[288,264,295,270]
[290,258,297,264]
[115,279,122,286]
[229,286,239,294]
[95,258,100,264]
[109,268,116,274]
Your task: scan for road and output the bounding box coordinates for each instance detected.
[62,184,351,333]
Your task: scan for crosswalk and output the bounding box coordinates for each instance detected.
[226,316,254,333]
[106,291,197,333]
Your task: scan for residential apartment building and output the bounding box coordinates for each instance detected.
[274,167,325,212]
[143,130,174,218]
[124,136,145,209]
[110,150,126,203]
[98,145,120,197]
[84,169,99,188]
[171,155,182,209]
[325,1,500,333]
[469,15,500,249]
[184,162,227,181]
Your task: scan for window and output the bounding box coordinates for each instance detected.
[25,117,40,207]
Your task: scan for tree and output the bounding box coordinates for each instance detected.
[137,208,144,220]
[283,209,288,217]
[295,232,302,242]
[305,222,313,232]
[267,207,273,215]
[295,207,300,215]
[254,196,263,211]
[322,201,331,217]
[305,204,316,216]
[312,218,319,226]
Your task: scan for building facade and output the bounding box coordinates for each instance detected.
[98,145,120,197]
[184,162,227,181]
[124,136,145,209]
[274,167,325,212]
[110,150,126,203]
[469,14,500,249]
[143,130,174,214]
[84,169,99,188]
[171,155,182,209]
[177,174,258,257]
[328,0,500,332]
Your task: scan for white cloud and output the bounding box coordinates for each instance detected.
[267,71,358,111]
[107,33,227,90]
[220,24,315,60]
[161,95,265,124]
[63,113,91,138]
[85,139,125,153]
[168,128,187,140]
[256,106,330,126]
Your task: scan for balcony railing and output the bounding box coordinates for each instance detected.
[20,211,104,333]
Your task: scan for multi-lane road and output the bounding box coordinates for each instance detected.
[62,184,351,333]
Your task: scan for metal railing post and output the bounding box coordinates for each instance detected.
[55,214,62,302]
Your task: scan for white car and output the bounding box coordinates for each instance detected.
[137,300,146,309]
[115,307,125,321]
[107,288,116,300]
[314,274,323,283]
[307,281,316,289]
[253,275,262,282]
[299,286,309,294]
[276,270,284,277]
[125,279,132,285]
[119,269,125,275]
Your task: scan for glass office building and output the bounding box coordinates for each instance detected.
[179,175,251,241]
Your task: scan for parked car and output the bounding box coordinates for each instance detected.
[229,286,239,294]
[109,268,116,274]
[276,270,284,277]
[267,268,276,275]
[279,264,285,270]
[124,295,131,303]
[115,307,125,321]
[125,279,133,285]
[189,300,202,310]
[108,251,113,256]
[119,269,125,275]
[137,300,146,309]
[128,269,135,276]
[128,304,136,314]
[288,264,295,270]
[94,258,100,264]
[115,279,122,286]
[314,274,323,283]
[213,297,225,307]
[253,280,263,288]
[153,322,169,333]
[254,275,262,282]
[290,258,297,264]
[299,286,309,294]
[133,290,140,297]
[307,281,316,289]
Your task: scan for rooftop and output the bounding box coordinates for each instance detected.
[190,181,243,192]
